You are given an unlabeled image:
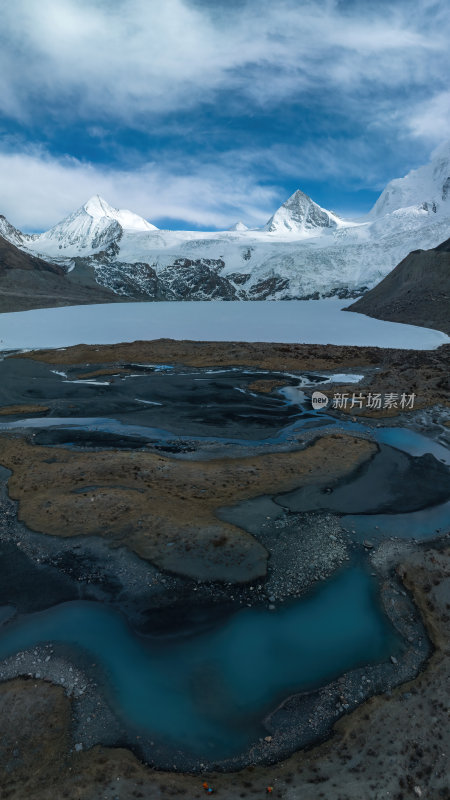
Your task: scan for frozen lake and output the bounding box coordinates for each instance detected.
[0,299,448,351]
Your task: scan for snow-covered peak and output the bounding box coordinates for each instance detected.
[370,141,450,218]
[83,195,158,232]
[83,195,116,218]
[27,195,158,258]
[228,220,248,231]
[264,189,342,234]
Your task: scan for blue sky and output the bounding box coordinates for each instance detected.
[0,0,449,231]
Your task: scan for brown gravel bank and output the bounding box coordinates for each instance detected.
[0,433,375,582]
[247,378,289,394]
[0,404,49,416]
[11,338,446,371]
[14,339,450,413]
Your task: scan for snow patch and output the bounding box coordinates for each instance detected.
[322,373,364,383]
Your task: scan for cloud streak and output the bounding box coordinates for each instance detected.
[0,148,280,231]
[0,0,448,125]
[1,1,449,229]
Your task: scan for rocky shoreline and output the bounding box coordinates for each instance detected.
[0,340,449,797]
[0,429,446,776]
[0,469,438,773]
[0,539,448,798]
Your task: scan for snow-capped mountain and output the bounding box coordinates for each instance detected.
[228,221,249,231]
[370,140,450,217]
[264,189,343,234]
[3,142,450,302]
[0,215,35,248]
[26,195,158,258]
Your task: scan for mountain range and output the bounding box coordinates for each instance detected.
[1,142,449,307]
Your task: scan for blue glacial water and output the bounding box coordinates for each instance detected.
[373,427,450,465]
[343,501,450,542]
[1,371,447,762]
[0,566,398,760]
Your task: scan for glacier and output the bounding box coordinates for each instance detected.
[2,142,450,302]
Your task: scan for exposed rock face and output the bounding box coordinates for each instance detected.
[248,275,290,299]
[91,255,239,300]
[158,258,237,300]
[94,260,159,298]
[0,235,120,312]
[346,238,450,334]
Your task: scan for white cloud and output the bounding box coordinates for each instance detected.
[0,0,448,124]
[405,91,450,143]
[0,148,280,231]
[1,1,449,230]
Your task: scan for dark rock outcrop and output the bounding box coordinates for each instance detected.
[0,236,64,276]
[346,238,450,334]
[158,259,237,300]
[0,235,120,312]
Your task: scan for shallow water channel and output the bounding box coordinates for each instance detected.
[0,361,448,765]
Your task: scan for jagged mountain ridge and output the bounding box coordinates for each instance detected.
[2,143,450,303]
[0,215,36,248]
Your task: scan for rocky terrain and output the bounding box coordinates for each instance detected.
[0,340,448,797]
[0,234,121,312]
[0,540,448,800]
[17,338,450,413]
[347,238,450,334]
[0,433,374,582]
